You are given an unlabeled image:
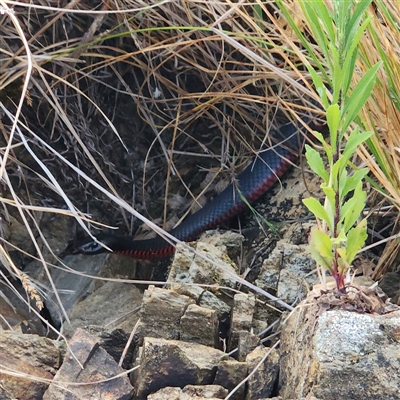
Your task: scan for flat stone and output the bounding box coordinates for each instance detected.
[133,337,230,399]
[229,293,255,351]
[237,331,260,362]
[246,345,279,400]
[43,328,133,400]
[171,283,231,320]
[136,286,195,342]
[183,384,228,398]
[147,384,227,400]
[214,359,247,400]
[0,331,60,400]
[0,280,45,334]
[168,241,238,288]
[180,304,219,347]
[280,293,400,400]
[255,238,317,304]
[63,280,143,338]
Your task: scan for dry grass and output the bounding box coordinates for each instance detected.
[355,1,400,278]
[0,0,320,301]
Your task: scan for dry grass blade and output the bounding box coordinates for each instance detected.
[353,2,400,278]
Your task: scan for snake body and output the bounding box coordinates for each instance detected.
[78,120,306,258]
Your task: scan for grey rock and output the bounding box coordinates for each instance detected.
[147,387,182,400]
[180,304,219,347]
[256,239,317,304]
[198,290,231,320]
[168,241,238,288]
[183,384,228,398]
[25,251,143,329]
[246,346,279,400]
[136,286,195,342]
[43,328,133,400]
[84,325,135,369]
[214,359,247,400]
[197,230,244,260]
[237,331,260,362]
[26,253,109,327]
[0,280,45,334]
[0,331,60,400]
[147,384,228,399]
[229,293,255,352]
[170,283,205,300]
[171,283,231,321]
[280,299,400,400]
[379,271,400,304]
[133,337,230,400]
[63,280,143,338]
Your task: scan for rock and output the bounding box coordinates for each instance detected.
[136,286,195,342]
[198,290,232,320]
[277,268,309,305]
[63,280,143,338]
[198,230,244,260]
[168,241,238,288]
[84,325,135,369]
[25,253,109,327]
[0,331,60,400]
[279,291,400,399]
[43,328,134,400]
[379,271,400,305]
[237,331,260,362]
[256,239,317,304]
[37,213,73,259]
[183,384,228,398]
[171,283,231,320]
[229,293,256,352]
[133,337,230,399]
[170,282,205,299]
[5,214,35,255]
[147,384,228,399]
[180,304,219,347]
[214,359,248,400]
[0,278,45,334]
[147,386,182,400]
[245,345,279,400]
[24,251,143,329]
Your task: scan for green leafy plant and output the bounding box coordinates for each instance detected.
[282,0,381,290]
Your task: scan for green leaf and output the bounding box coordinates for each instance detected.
[338,164,349,197]
[342,62,382,131]
[300,0,333,71]
[342,17,373,95]
[341,128,373,165]
[332,228,347,245]
[342,182,367,232]
[329,44,343,104]
[345,218,368,264]
[321,184,336,229]
[344,0,374,55]
[311,130,333,163]
[305,145,329,182]
[336,248,350,274]
[340,168,369,199]
[341,49,358,97]
[309,228,334,272]
[306,64,329,108]
[303,197,332,229]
